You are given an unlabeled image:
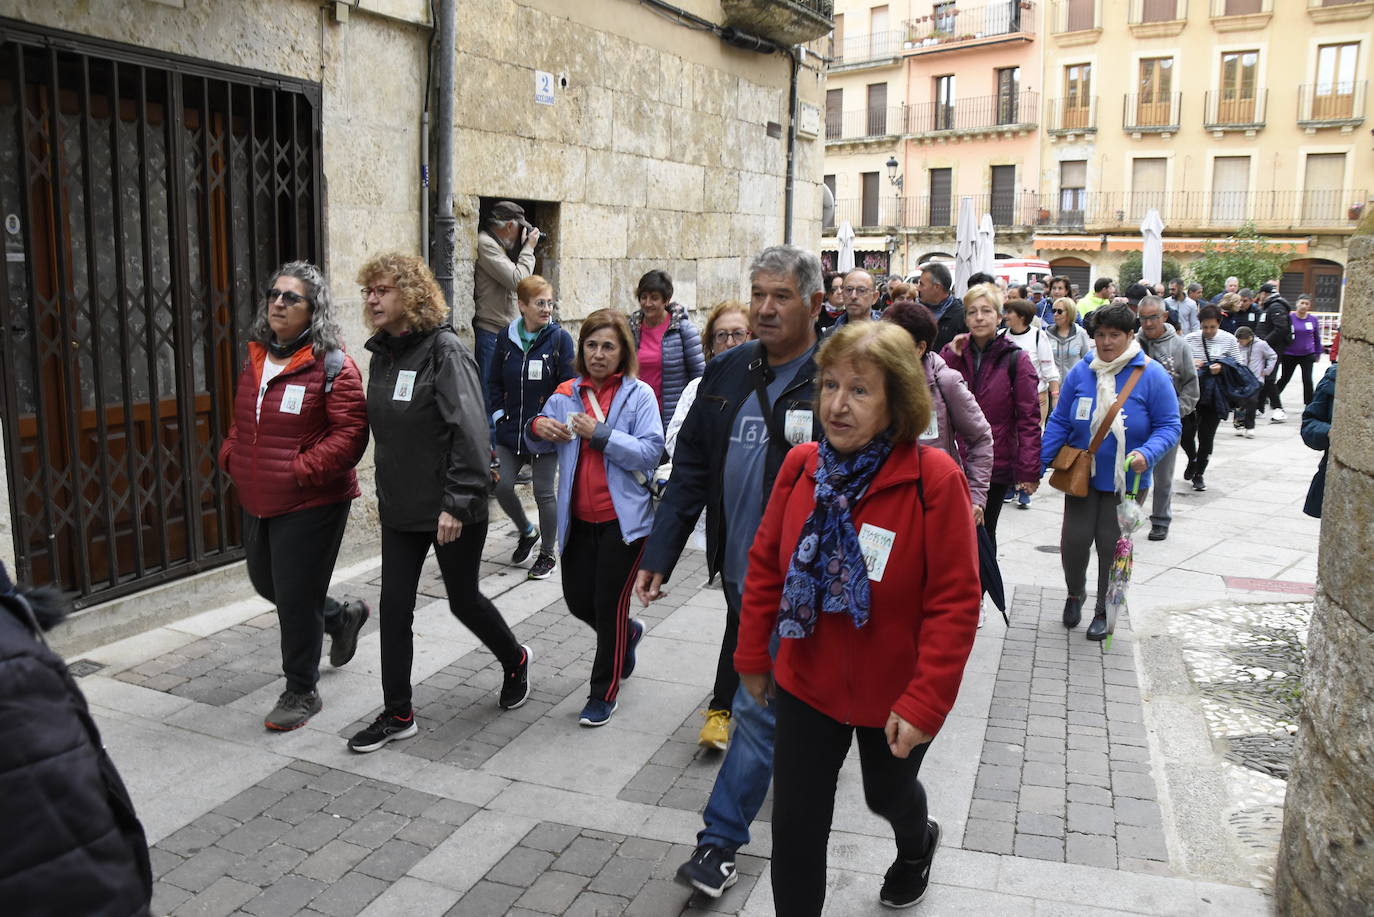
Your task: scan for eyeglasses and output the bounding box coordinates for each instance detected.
[360,285,396,299]
[1139,313,1164,322]
[713,329,751,344]
[842,286,873,295]
[1052,309,1066,315]
[266,288,311,307]
[530,298,557,309]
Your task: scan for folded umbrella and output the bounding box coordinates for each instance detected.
[977,523,1007,625]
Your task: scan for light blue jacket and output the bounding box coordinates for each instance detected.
[1040,350,1182,492]
[531,375,665,552]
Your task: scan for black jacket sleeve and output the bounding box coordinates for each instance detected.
[433,334,494,524]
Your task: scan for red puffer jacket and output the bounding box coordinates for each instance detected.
[734,441,981,736]
[940,333,1042,484]
[219,342,369,519]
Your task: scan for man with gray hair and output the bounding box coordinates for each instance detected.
[473,201,541,391]
[1135,296,1198,541]
[635,244,824,900]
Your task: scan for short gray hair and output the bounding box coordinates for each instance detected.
[251,261,345,356]
[1138,295,1166,315]
[748,245,823,301]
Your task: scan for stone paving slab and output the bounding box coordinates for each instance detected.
[965,585,1170,874]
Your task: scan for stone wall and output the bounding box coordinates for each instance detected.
[1275,210,1374,914]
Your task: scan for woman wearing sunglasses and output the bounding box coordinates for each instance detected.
[1047,297,1093,382]
[219,262,371,732]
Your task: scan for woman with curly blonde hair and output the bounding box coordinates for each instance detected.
[348,253,531,754]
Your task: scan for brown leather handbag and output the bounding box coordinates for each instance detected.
[1049,366,1145,498]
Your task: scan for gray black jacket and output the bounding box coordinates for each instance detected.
[629,303,704,426]
[365,324,492,530]
[1137,324,1199,417]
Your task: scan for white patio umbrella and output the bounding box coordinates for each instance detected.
[976,213,996,276]
[836,220,856,273]
[953,197,977,296]
[1140,208,1165,287]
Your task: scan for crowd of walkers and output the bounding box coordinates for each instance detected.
[201,208,1331,915]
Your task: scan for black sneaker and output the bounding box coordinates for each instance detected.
[879,818,940,909]
[512,526,540,565]
[621,618,644,679]
[328,600,370,668]
[675,844,738,898]
[348,710,418,753]
[528,552,556,580]
[264,690,322,732]
[500,644,533,710]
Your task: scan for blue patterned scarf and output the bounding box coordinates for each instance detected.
[777,433,894,639]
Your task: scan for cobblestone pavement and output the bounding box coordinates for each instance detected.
[77,487,1283,915]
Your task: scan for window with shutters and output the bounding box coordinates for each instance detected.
[928,168,952,227]
[861,171,880,227]
[866,83,887,136]
[990,165,1016,226]
[934,75,955,130]
[1210,156,1250,222]
[996,68,1020,125]
[1059,160,1087,224]
[1130,157,1167,219]
[1302,153,1346,222]
[826,88,842,137]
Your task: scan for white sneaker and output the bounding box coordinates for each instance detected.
[1244,430,1255,439]
[1234,428,1245,437]
[1271,409,1287,423]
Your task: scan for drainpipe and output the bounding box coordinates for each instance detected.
[783,46,800,244]
[432,0,457,307]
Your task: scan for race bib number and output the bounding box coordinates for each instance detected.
[527,359,543,380]
[1075,397,1093,421]
[921,412,939,440]
[857,524,896,583]
[784,409,813,445]
[393,370,417,401]
[280,384,305,415]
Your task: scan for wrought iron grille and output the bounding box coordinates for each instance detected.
[0,21,322,606]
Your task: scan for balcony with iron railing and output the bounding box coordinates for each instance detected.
[1050,0,1102,40]
[830,29,907,68]
[1204,88,1267,131]
[825,106,906,141]
[1306,0,1374,24]
[1123,92,1182,133]
[1297,81,1367,128]
[830,192,1046,231]
[721,0,835,45]
[1129,0,1188,36]
[829,196,903,230]
[1032,189,1368,232]
[1046,97,1097,135]
[906,90,1039,138]
[903,0,1037,52]
[1210,0,1274,30]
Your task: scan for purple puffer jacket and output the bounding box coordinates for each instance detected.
[922,353,993,508]
[940,335,1042,484]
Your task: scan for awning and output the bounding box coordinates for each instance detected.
[1032,235,1310,255]
[1032,235,1100,250]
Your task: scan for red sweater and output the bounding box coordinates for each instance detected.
[734,441,981,735]
[219,343,369,519]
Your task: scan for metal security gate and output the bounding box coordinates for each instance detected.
[0,21,322,606]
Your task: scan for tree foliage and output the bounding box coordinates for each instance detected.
[1118,252,1184,289]
[1186,223,1297,297]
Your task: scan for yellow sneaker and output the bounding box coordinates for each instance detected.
[698,709,731,750]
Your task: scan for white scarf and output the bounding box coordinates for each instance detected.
[1088,340,1142,496]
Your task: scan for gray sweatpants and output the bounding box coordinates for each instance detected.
[493,445,557,556]
[1136,442,1177,531]
[1061,489,1121,616]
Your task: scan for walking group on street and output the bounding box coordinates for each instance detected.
[207,201,1329,914]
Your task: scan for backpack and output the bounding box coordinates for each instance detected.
[322,348,345,392]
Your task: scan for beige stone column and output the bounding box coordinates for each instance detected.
[1275,212,1374,914]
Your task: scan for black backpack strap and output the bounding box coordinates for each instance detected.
[322,348,345,393]
[749,354,792,448]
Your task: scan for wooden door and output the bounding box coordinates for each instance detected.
[1064,64,1092,129]
[1219,51,1258,124]
[1137,58,1174,127]
[1314,43,1358,120]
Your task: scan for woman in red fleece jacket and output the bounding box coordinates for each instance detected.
[735,322,981,916]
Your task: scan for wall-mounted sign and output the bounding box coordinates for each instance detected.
[534,71,555,106]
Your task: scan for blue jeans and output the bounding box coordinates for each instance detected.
[698,584,778,853]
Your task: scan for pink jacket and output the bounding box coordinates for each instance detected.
[940,335,1042,484]
[922,353,993,508]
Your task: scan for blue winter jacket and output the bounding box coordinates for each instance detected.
[487,318,576,454]
[1040,350,1182,492]
[630,304,704,426]
[529,375,665,552]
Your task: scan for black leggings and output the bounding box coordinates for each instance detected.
[1181,407,1221,474]
[560,518,645,703]
[710,580,742,713]
[771,687,932,917]
[243,501,350,694]
[1276,353,1317,405]
[378,523,522,715]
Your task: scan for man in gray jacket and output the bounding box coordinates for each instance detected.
[1136,296,1199,541]
[473,201,540,393]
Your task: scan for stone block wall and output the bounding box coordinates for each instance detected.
[1275,211,1374,914]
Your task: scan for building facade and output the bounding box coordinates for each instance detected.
[822,0,1372,301]
[0,0,830,627]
